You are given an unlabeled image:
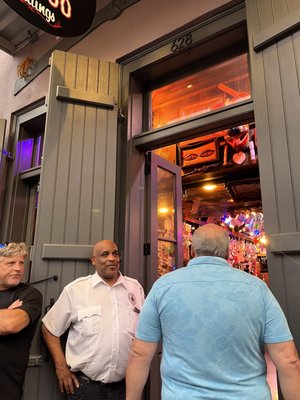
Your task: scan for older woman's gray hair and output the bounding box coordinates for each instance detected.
[192,224,230,259]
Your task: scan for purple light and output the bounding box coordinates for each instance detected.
[16,138,34,174]
[33,135,42,167]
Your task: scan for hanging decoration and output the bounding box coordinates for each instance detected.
[217,210,267,275]
[182,211,267,281]
[219,211,264,236]
[17,57,33,79]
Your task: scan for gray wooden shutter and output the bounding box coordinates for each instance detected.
[24,50,119,400]
[246,0,300,350]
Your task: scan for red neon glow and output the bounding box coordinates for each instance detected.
[48,0,71,19]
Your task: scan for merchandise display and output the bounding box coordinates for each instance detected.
[182,212,268,283]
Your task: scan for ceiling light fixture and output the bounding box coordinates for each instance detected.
[203,184,217,191]
[158,207,169,214]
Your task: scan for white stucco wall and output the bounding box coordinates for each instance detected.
[0,0,230,128]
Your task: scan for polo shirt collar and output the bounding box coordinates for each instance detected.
[91,271,128,288]
[187,256,231,269]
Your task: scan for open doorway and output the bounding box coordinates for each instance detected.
[154,123,266,274]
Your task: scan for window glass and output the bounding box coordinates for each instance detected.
[16,113,46,173]
[157,167,176,241]
[157,166,177,276]
[151,53,251,129]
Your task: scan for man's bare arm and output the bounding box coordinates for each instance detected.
[41,323,79,394]
[0,300,30,335]
[126,338,159,400]
[266,340,300,400]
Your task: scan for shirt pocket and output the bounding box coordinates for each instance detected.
[77,306,102,337]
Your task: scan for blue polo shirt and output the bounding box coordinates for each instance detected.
[136,256,293,400]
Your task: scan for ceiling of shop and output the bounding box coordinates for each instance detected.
[182,174,261,223]
[181,161,261,223]
[177,125,262,224]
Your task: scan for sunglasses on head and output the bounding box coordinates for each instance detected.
[0,242,9,249]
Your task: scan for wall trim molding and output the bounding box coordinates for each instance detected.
[56,86,116,108]
[269,232,300,254]
[42,244,93,260]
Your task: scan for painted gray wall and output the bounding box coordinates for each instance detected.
[246,0,300,351]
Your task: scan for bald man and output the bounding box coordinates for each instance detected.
[126,224,300,400]
[42,240,144,400]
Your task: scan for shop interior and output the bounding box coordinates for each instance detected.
[154,124,267,279]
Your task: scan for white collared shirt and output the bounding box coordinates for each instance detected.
[42,272,145,382]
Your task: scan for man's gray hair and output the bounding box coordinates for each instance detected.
[0,242,29,258]
[192,224,230,259]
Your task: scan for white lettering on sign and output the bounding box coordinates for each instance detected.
[24,0,55,22]
[48,0,71,18]
[23,0,72,23]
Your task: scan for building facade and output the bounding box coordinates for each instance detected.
[1,1,300,399]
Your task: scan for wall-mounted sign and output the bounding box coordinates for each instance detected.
[4,0,96,37]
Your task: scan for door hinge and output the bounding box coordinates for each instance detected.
[2,150,14,161]
[145,152,151,175]
[44,297,55,314]
[118,109,126,122]
[144,243,151,256]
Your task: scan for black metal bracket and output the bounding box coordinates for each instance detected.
[44,297,55,315]
[28,275,58,285]
[2,150,15,161]
[144,243,151,256]
[145,152,151,175]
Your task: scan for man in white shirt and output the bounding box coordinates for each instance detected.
[42,240,144,400]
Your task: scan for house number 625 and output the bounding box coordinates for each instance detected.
[170,33,193,53]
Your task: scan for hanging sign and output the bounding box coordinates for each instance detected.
[3,0,96,37]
